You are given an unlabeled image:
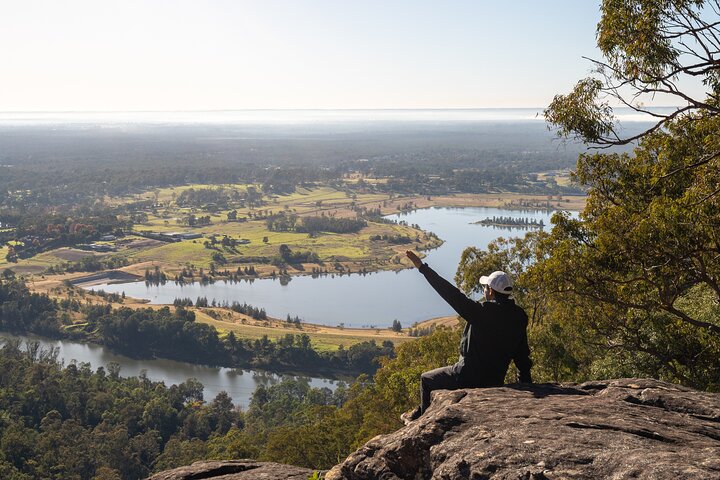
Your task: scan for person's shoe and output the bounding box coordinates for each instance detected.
[400,406,422,425]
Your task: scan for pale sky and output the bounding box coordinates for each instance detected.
[0,1,699,111]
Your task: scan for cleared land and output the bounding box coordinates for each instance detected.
[3,184,584,351]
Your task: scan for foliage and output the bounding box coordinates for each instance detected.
[0,333,403,475]
[369,233,414,244]
[198,325,460,470]
[276,244,320,265]
[0,340,242,479]
[454,122,720,388]
[0,279,61,336]
[45,254,129,274]
[297,216,367,235]
[534,0,720,390]
[267,213,367,235]
[546,0,720,146]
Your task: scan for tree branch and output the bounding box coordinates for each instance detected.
[662,303,720,335]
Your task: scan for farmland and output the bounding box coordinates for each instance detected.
[2,182,584,351]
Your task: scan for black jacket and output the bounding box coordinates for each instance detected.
[419,263,532,386]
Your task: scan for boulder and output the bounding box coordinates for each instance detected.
[146,460,316,480]
[326,378,720,479]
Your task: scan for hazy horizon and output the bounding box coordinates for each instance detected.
[0,107,672,126]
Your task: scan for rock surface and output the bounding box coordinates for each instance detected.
[146,460,316,480]
[326,378,720,479]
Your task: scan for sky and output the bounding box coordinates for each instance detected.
[0,0,703,111]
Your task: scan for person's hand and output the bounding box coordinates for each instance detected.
[406,250,423,269]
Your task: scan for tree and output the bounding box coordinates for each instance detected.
[210,391,237,435]
[545,0,720,147]
[508,0,720,389]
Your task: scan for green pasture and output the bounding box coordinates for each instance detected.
[10,185,432,278]
[146,183,260,204]
[0,248,92,274]
[274,186,351,205]
[125,217,423,271]
[198,313,412,352]
[555,175,573,186]
[129,211,429,269]
[133,240,214,269]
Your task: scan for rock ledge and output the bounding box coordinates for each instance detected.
[147,459,315,480]
[148,379,720,479]
[327,378,720,479]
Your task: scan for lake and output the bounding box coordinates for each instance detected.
[93,206,559,328]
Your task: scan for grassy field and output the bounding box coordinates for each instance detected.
[2,186,585,280]
[1,185,441,277]
[3,185,585,352]
[194,310,414,352]
[106,184,439,276]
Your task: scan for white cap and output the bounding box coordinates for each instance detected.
[480,271,513,295]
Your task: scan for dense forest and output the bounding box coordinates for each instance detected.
[0,339,350,479]
[0,321,467,479]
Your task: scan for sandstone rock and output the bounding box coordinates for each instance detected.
[326,378,720,479]
[146,459,316,480]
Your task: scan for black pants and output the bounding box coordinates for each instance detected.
[420,365,462,413]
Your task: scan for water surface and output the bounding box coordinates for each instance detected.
[0,331,339,408]
[96,207,558,327]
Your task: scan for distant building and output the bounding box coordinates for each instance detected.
[99,235,117,241]
[77,243,115,252]
[165,232,203,240]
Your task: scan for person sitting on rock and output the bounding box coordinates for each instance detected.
[401,250,532,425]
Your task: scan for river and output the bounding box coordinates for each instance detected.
[2,206,562,407]
[93,206,558,327]
[0,331,342,408]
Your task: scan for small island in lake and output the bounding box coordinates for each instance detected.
[473,216,545,229]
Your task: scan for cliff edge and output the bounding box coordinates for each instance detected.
[327,378,720,479]
[149,378,720,480]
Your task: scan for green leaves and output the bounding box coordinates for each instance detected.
[546,0,719,146]
[545,78,616,144]
[536,0,720,389]
[598,0,681,81]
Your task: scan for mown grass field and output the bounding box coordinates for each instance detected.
[112,184,436,275]
[2,185,438,277]
[194,310,414,352]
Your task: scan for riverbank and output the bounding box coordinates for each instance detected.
[2,189,584,283]
[28,275,419,351]
[2,328,362,380]
[69,269,143,286]
[6,195,584,353]
[0,330,343,408]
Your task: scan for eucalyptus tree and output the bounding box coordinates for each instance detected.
[457,0,720,389]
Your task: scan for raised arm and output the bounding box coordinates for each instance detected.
[406,251,480,321]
